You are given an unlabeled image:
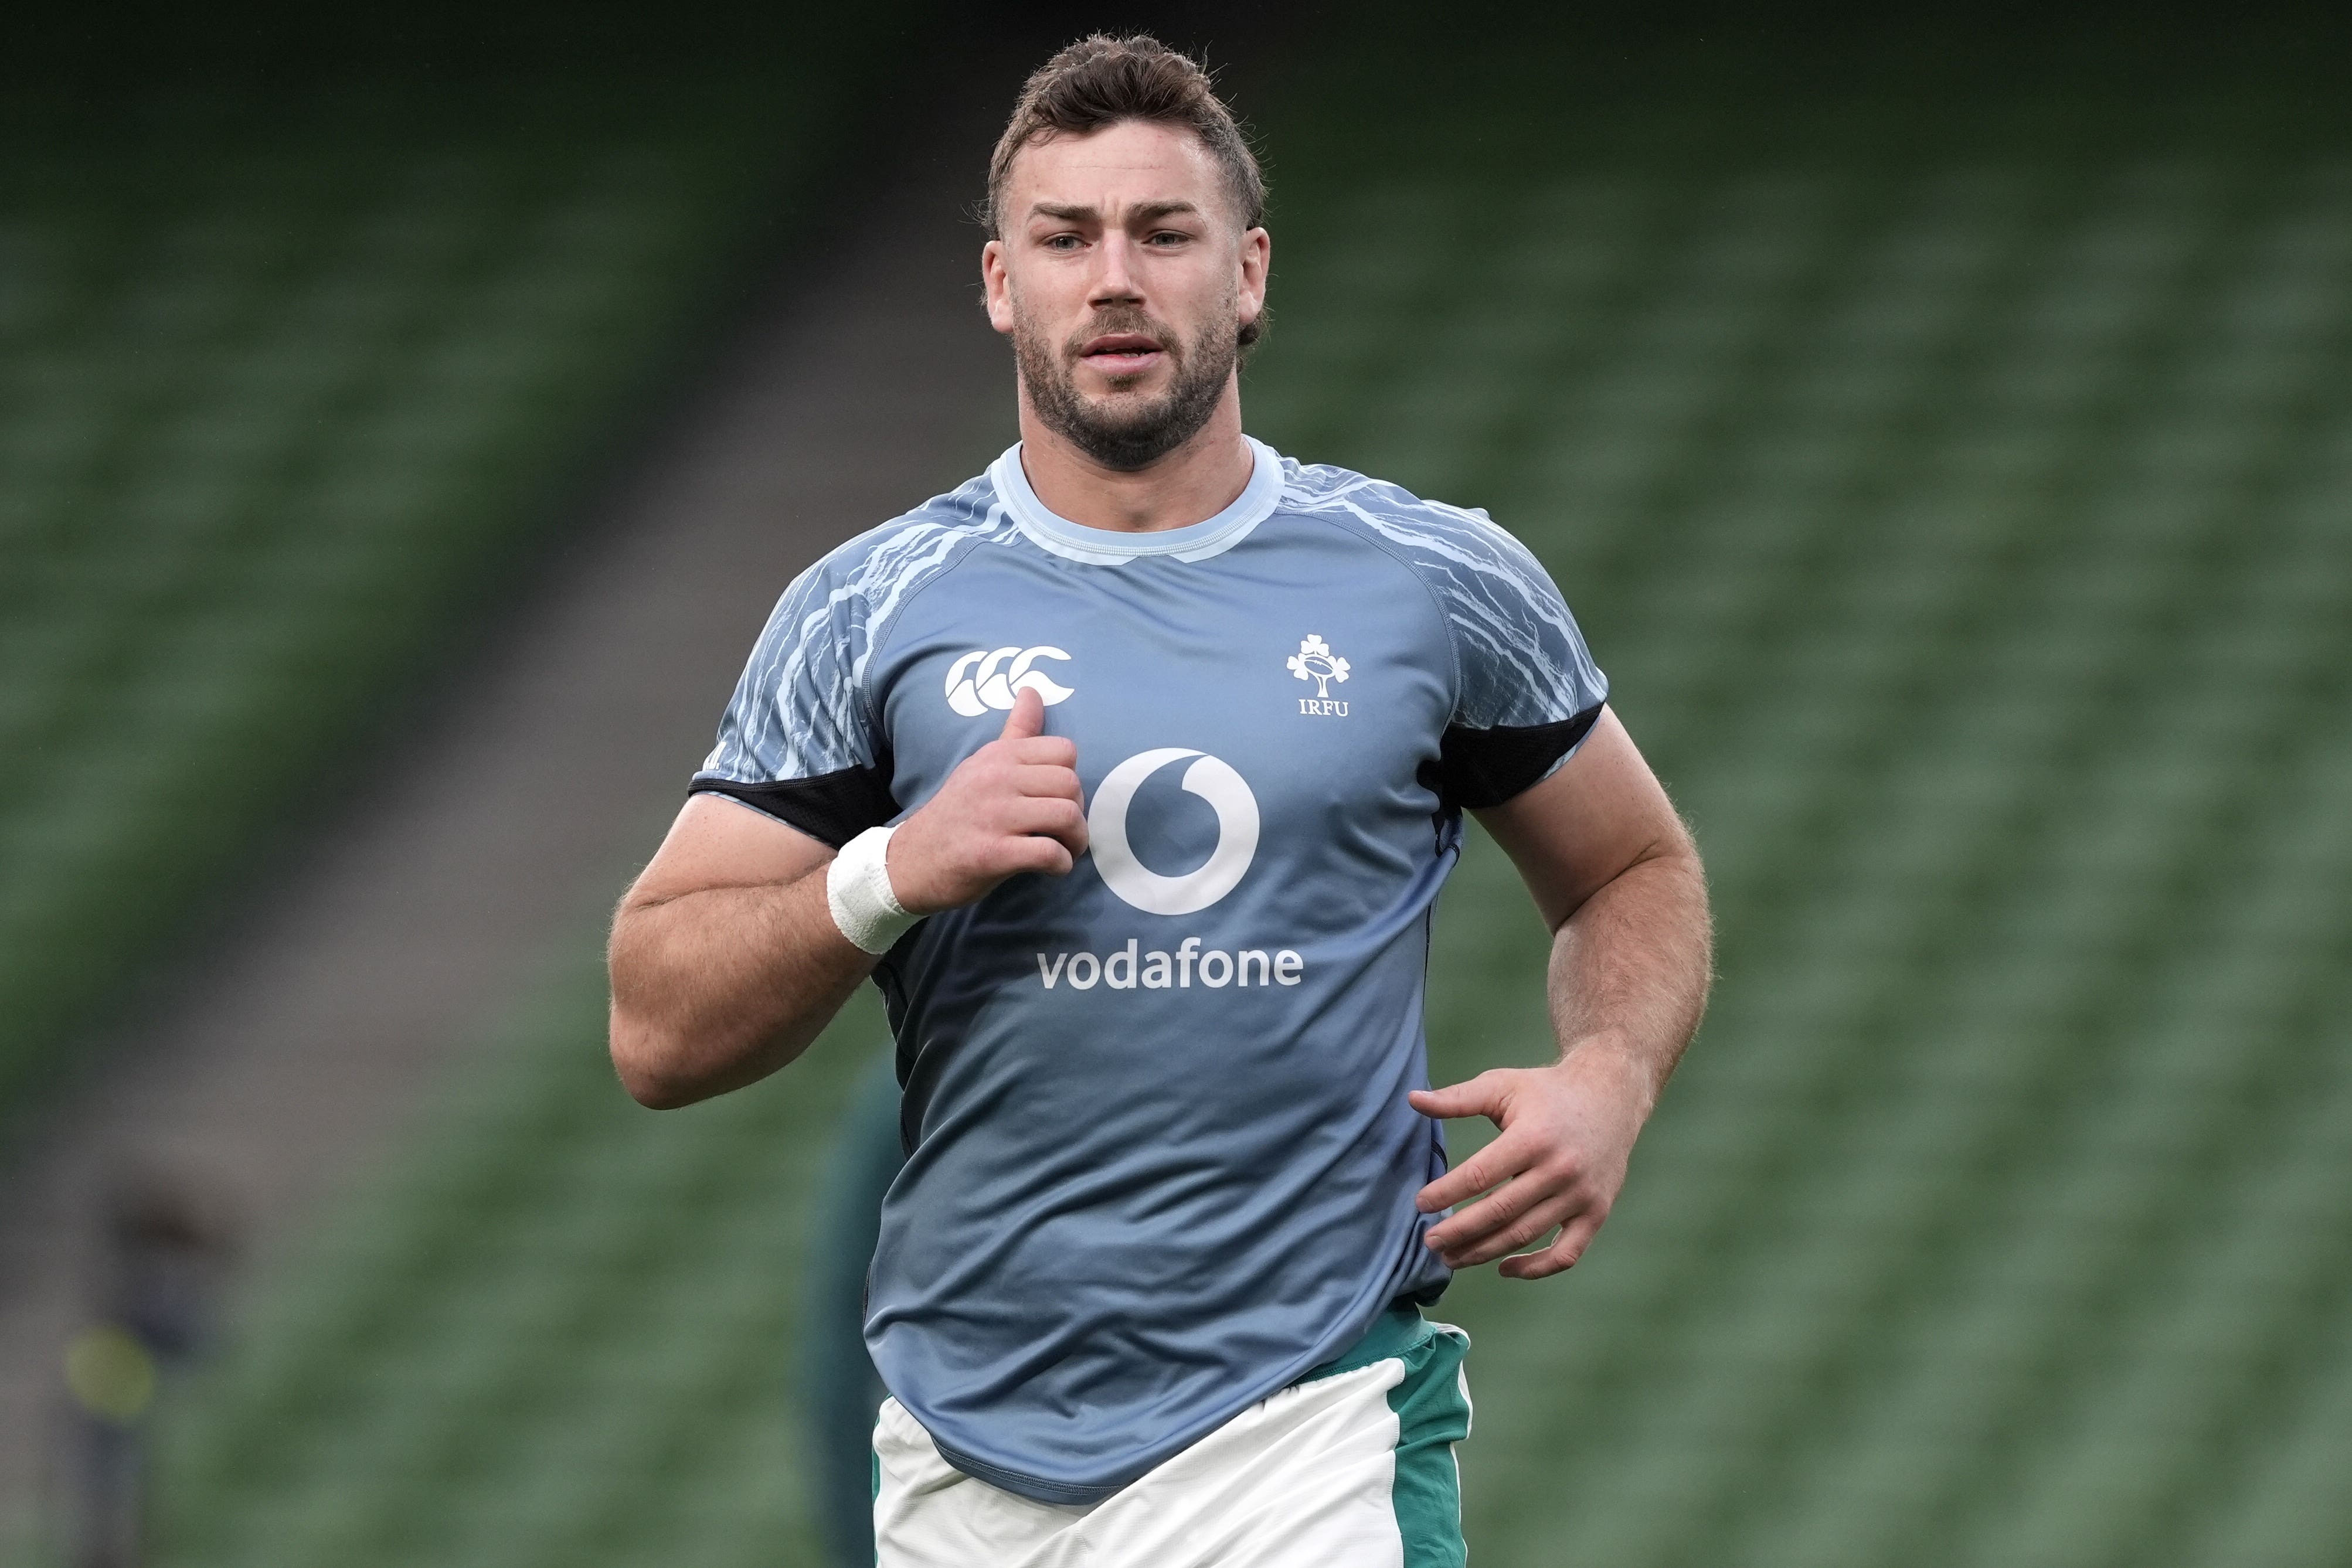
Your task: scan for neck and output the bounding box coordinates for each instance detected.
[1014,383,1253,533]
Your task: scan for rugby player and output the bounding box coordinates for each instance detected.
[609,33,1712,1566]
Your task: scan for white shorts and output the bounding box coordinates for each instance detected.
[872,1309,1471,1568]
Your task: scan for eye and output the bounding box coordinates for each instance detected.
[1043,232,1083,251]
[1147,230,1190,247]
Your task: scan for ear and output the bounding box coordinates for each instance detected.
[1238,226,1270,334]
[981,239,1015,336]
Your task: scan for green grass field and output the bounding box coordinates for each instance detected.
[134,22,2352,1568]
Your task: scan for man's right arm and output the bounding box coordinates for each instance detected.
[607,689,1085,1108]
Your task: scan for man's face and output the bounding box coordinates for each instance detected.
[983,119,1269,471]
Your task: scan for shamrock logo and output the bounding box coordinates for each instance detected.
[1286,634,1352,698]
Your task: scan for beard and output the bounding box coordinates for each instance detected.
[1013,298,1239,472]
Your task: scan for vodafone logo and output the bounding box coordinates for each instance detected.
[946,645,1073,717]
[1087,749,1259,916]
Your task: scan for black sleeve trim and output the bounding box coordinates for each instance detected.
[1422,702,1606,812]
[688,761,898,849]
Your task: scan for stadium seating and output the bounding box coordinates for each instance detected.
[156,930,879,1563]
[127,18,2352,1568]
[0,76,831,1128]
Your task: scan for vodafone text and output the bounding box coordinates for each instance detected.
[1035,937,1303,991]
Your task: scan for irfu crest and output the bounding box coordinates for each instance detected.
[1285,634,1351,698]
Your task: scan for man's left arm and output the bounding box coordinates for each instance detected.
[1410,705,1714,1280]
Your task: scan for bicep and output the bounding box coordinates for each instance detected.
[1469,707,1692,930]
[624,794,836,911]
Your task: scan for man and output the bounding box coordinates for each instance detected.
[609,33,1711,1567]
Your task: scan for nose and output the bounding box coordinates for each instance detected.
[1090,230,1143,305]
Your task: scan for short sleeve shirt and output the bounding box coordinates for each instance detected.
[694,438,1607,1504]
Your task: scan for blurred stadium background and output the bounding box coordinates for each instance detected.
[4,4,2348,1564]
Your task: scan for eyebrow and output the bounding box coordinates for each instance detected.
[1029,200,1203,226]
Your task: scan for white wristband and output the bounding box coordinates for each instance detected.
[826,826,916,955]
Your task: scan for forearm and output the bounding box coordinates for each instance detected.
[608,868,879,1108]
[1416,715,1713,1277]
[1545,843,1712,1113]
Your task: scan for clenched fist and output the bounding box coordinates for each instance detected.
[886,686,1088,914]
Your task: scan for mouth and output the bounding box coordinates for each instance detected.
[1076,332,1165,377]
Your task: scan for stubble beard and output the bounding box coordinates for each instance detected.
[1014,299,1240,473]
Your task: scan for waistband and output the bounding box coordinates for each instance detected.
[1297,1302,1437,1386]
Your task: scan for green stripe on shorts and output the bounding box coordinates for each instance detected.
[1303,1308,1473,1565]
[1389,1319,1471,1567]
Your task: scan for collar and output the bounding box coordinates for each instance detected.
[989,436,1283,565]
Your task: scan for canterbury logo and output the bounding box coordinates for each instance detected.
[1087,749,1259,916]
[946,645,1074,717]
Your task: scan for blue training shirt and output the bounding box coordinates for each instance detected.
[692,437,1608,1504]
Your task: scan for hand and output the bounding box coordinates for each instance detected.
[886,687,1087,915]
[1408,1047,1651,1280]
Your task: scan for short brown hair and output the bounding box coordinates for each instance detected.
[987,34,1266,240]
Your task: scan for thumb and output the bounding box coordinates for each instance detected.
[999,685,1046,740]
[1409,1071,1510,1122]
